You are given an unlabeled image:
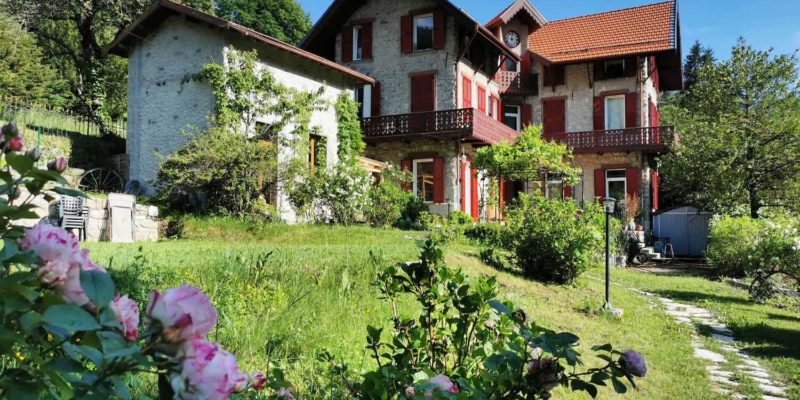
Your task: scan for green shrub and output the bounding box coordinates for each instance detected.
[365,165,413,227]
[286,162,371,224]
[706,216,763,277]
[157,126,277,216]
[400,194,428,227]
[506,194,604,284]
[448,210,474,225]
[465,222,512,248]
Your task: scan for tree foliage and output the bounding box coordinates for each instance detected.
[473,125,580,183]
[683,40,715,91]
[335,92,366,164]
[0,12,68,105]
[216,0,312,45]
[661,38,800,217]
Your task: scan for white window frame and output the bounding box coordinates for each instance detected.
[605,169,627,201]
[504,105,521,131]
[604,94,626,130]
[353,85,372,118]
[545,180,564,200]
[413,158,435,204]
[413,14,434,52]
[352,25,363,61]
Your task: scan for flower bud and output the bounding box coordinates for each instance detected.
[47,156,68,173]
[1,122,19,138]
[6,136,23,152]
[26,147,41,162]
[619,350,647,377]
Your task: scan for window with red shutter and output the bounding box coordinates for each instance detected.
[543,65,565,87]
[521,104,532,128]
[362,22,373,59]
[625,92,638,128]
[470,167,479,221]
[432,157,445,203]
[401,16,413,54]
[625,168,640,200]
[411,73,436,112]
[462,76,472,108]
[477,86,486,113]
[433,11,445,49]
[593,96,604,130]
[371,81,381,116]
[341,26,353,62]
[594,169,606,199]
[542,98,565,134]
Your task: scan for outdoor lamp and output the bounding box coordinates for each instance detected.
[602,197,617,214]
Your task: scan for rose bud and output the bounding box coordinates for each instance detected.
[6,136,23,152]
[47,156,68,173]
[1,122,19,138]
[248,372,266,391]
[619,350,647,377]
[26,147,41,162]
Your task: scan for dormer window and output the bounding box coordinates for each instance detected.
[604,59,625,79]
[413,14,434,51]
[352,25,363,60]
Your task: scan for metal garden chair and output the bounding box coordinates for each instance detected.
[59,195,88,241]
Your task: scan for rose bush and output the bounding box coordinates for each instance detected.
[0,121,290,399]
[323,240,647,399]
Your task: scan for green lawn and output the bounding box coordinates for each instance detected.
[80,218,795,399]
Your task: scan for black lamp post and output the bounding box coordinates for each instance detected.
[601,196,619,314]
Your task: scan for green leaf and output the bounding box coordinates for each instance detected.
[79,270,115,309]
[488,299,512,315]
[43,304,101,334]
[44,357,85,374]
[28,169,67,184]
[19,311,41,331]
[611,376,628,394]
[63,343,103,366]
[53,186,86,197]
[591,343,613,352]
[0,238,20,261]
[6,153,34,174]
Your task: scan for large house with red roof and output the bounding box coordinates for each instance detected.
[303,0,682,225]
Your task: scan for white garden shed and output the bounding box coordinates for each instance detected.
[652,206,712,258]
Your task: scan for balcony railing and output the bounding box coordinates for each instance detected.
[495,71,538,95]
[544,126,674,154]
[361,108,518,145]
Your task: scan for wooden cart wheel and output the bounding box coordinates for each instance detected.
[78,168,124,194]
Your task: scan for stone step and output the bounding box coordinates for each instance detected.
[759,383,787,397]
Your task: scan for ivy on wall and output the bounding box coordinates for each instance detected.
[334,93,365,165]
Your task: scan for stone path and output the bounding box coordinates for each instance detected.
[631,289,790,400]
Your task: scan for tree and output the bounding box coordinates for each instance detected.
[3,0,149,130]
[683,40,715,90]
[217,0,312,45]
[661,38,800,217]
[0,12,68,106]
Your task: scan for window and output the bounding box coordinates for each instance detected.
[605,169,627,203]
[353,25,363,60]
[605,95,625,130]
[604,59,625,79]
[309,134,326,172]
[413,159,435,203]
[413,14,434,51]
[503,105,520,131]
[354,85,372,118]
[354,86,365,117]
[545,180,564,200]
[504,58,518,72]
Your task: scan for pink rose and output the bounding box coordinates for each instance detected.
[59,256,107,307]
[6,135,22,152]
[48,156,68,173]
[172,338,241,400]
[248,372,266,391]
[146,285,217,342]
[19,223,81,286]
[110,295,140,342]
[426,374,459,397]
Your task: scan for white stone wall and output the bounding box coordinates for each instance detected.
[335,0,460,114]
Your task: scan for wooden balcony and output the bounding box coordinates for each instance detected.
[495,71,538,95]
[544,126,675,154]
[360,108,518,145]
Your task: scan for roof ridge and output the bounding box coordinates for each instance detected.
[545,0,673,25]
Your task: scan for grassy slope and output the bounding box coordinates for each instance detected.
[84,219,730,399]
[608,269,800,399]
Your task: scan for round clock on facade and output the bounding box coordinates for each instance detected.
[504,30,520,48]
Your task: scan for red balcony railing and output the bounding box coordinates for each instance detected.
[544,126,674,154]
[361,108,518,145]
[495,71,538,95]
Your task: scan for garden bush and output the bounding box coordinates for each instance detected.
[157,126,277,216]
[505,194,605,284]
[706,216,764,278]
[465,222,512,249]
[323,240,647,399]
[286,162,372,224]
[365,165,414,227]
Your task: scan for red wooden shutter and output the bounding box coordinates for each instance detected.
[433,11,445,49]
[594,169,606,199]
[625,93,638,128]
[648,99,658,127]
[470,167,479,221]
[462,76,472,108]
[362,22,373,59]
[624,56,638,77]
[371,81,381,116]
[401,16,413,54]
[564,183,572,198]
[477,86,486,113]
[460,158,467,212]
[542,98,565,134]
[651,170,660,210]
[625,168,640,200]
[411,74,435,112]
[593,61,605,81]
[433,157,445,203]
[342,26,353,62]
[495,96,502,121]
[521,104,532,128]
[593,96,604,130]
[504,180,515,205]
[521,52,531,74]
[401,159,412,191]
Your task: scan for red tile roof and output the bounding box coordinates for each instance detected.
[528,1,677,64]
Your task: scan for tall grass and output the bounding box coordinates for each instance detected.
[0,97,126,138]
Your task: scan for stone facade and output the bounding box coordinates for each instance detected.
[124,15,362,223]
[80,197,160,242]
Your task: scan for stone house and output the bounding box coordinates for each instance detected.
[303,0,521,220]
[304,0,682,225]
[105,0,374,223]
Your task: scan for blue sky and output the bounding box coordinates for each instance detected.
[297,0,800,59]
